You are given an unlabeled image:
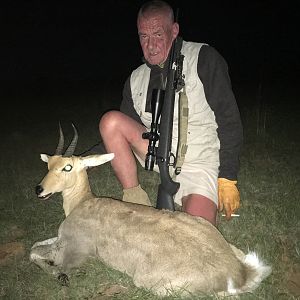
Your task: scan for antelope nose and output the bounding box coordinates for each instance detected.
[35,185,43,196]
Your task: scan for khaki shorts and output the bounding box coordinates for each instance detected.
[134,152,219,206]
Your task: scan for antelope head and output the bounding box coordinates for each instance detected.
[35,124,114,202]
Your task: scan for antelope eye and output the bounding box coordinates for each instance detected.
[63,164,73,172]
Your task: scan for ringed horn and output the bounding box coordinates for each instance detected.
[55,123,78,157]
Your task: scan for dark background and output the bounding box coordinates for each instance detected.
[1,1,299,127]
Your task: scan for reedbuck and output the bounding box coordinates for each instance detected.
[30,124,271,297]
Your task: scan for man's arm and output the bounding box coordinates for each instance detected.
[120,77,144,125]
[198,45,243,180]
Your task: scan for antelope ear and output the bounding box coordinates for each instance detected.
[81,153,114,168]
[40,154,49,163]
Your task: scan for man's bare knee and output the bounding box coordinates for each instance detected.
[182,194,217,226]
[99,110,123,136]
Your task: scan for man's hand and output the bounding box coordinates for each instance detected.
[218,178,240,219]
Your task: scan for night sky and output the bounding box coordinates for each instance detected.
[2,1,299,107]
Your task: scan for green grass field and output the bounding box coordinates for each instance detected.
[0,81,299,299]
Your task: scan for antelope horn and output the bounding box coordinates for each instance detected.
[63,123,78,157]
[55,122,65,155]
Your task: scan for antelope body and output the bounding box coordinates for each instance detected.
[30,125,271,296]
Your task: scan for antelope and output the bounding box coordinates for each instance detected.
[30,124,271,297]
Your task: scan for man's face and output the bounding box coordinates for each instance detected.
[137,14,179,65]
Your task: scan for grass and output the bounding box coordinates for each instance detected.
[0,81,299,299]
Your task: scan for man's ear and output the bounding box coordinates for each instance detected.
[172,22,179,38]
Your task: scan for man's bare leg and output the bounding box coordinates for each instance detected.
[182,194,217,226]
[99,111,148,188]
[99,111,151,205]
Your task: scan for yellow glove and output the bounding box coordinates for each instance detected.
[218,178,240,219]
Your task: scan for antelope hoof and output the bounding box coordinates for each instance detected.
[58,273,69,286]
